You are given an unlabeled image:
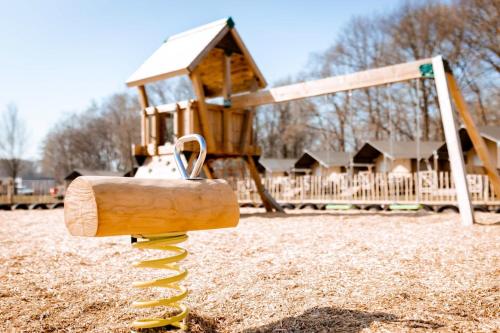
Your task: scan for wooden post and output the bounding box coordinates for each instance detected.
[222,53,232,107]
[244,156,284,212]
[239,108,255,153]
[222,52,233,154]
[223,109,233,153]
[138,86,149,148]
[432,56,474,226]
[140,110,148,147]
[189,71,216,152]
[446,73,500,198]
[148,108,161,155]
[239,79,259,153]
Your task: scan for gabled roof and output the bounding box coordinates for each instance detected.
[258,158,296,173]
[126,17,267,97]
[478,125,500,143]
[295,150,350,169]
[354,140,443,163]
[437,125,500,157]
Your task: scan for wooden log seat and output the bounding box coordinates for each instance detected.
[64,176,239,237]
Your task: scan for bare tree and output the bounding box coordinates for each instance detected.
[256,78,316,158]
[147,76,194,105]
[41,92,141,182]
[460,0,500,74]
[0,104,28,183]
[103,93,141,171]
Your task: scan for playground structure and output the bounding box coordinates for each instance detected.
[64,135,239,329]
[126,18,282,214]
[125,17,499,226]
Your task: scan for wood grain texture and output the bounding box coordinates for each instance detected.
[64,177,99,237]
[230,58,432,109]
[64,176,239,237]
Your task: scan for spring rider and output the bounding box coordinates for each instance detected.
[64,135,240,330]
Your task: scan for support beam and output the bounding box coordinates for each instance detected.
[189,72,216,152]
[137,85,149,109]
[432,56,474,226]
[446,73,500,198]
[186,153,197,175]
[231,58,433,108]
[239,79,259,153]
[202,160,215,179]
[245,156,284,213]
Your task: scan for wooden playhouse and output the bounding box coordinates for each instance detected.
[126,17,282,211]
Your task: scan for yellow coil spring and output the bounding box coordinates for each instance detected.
[131,232,189,330]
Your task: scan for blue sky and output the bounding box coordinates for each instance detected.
[0,0,401,158]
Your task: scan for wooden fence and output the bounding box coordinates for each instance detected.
[0,179,60,206]
[230,171,500,206]
[1,172,497,208]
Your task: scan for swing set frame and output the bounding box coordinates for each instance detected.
[231,56,499,226]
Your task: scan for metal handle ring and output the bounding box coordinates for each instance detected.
[173,134,207,179]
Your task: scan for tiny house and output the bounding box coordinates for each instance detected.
[437,126,500,174]
[353,140,443,173]
[293,150,350,177]
[257,158,296,177]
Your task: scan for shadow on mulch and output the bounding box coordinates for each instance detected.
[242,306,443,333]
[127,313,223,333]
[187,312,225,333]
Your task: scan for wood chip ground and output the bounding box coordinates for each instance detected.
[0,209,498,332]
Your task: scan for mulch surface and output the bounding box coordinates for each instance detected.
[1,209,499,332]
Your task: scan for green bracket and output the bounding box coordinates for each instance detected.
[420,59,452,78]
[419,64,434,78]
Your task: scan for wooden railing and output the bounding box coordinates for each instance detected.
[0,180,60,205]
[228,171,500,205]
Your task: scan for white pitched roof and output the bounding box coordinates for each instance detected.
[126,17,266,92]
[126,19,228,87]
